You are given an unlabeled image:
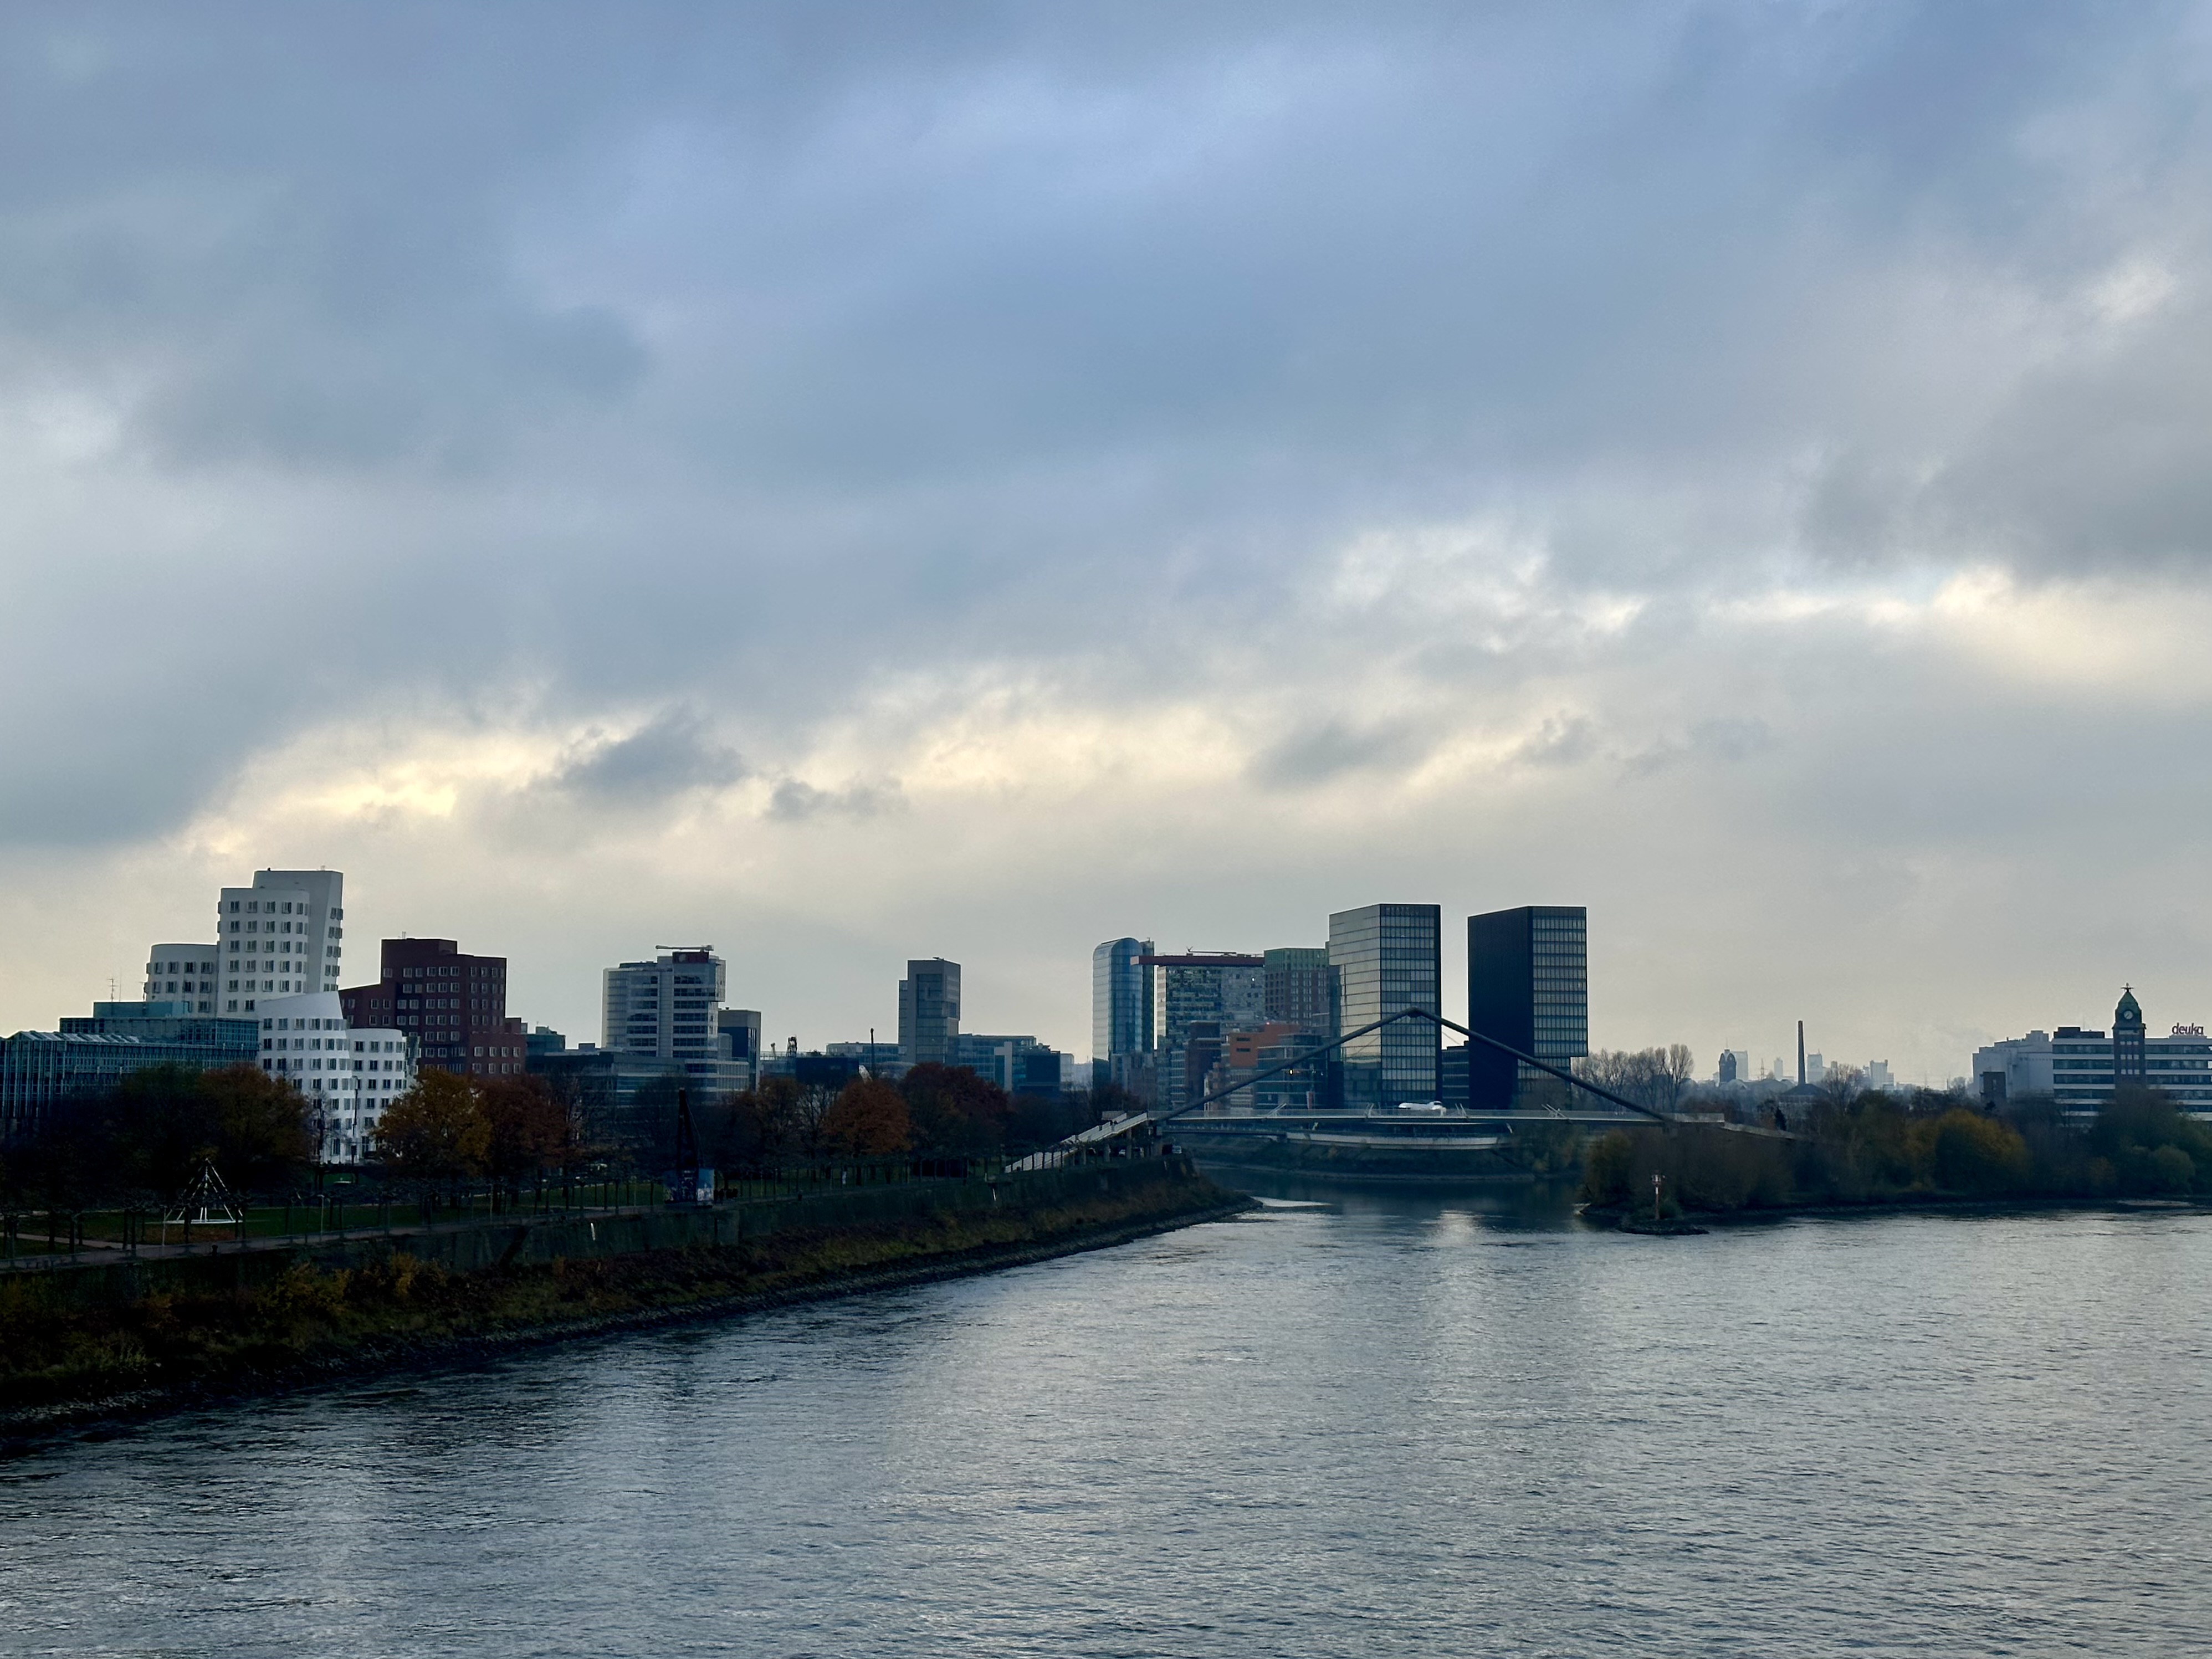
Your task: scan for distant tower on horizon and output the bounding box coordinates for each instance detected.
[898,957,961,1068]
[2114,985,2147,1087]
[1797,1019,1806,1087]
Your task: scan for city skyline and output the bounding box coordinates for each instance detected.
[4,7,2209,1088]
[40,861,2196,1089]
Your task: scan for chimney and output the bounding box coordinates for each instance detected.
[1797,1020,1806,1086]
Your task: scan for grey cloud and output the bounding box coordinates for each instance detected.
[7,0,2212,1090]
[545,709,747,802]
[766,779,903,822]
[1251,720,1432,790]
[1512,716,1599,770]
[1626,717,1776,776]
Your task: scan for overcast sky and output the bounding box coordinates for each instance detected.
[6,1,2211,1082]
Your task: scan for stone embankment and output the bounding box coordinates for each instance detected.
[0,1156,1247,1439]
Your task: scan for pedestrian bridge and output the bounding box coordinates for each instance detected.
[1008,1008,1793,1172]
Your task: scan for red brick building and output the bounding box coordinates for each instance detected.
[341,938,528,1079]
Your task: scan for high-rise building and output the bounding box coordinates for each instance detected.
[216,868,345,1012]
[898,958,961,1066]
[1467,905,1588,1109]
[605,947,726,1062]
[341,938,526,1079]
[1328,905,1441,1108]
[142,944,220,1014]
[1141,953,1265,1114]
[1263,946,1335,1032]
[600,946,750,1099]
[1091,938,1154,1062]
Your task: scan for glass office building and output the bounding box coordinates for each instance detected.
[1091,938,1155,1064]
[1467,906,1588,1109]
[1142,953,1265,1114]
[1327,904,1441,1108]
[1263,946,1335,1031]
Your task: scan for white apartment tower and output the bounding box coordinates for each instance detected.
[217,868,345,1014]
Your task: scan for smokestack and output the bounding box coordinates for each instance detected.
[1797,1020,1806,1086]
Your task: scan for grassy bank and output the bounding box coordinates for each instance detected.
[0,1166,1243,1434]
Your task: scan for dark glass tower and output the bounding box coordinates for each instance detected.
[1467,907,1588,1109]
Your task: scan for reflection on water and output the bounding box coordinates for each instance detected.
[3,1182,2208,1656]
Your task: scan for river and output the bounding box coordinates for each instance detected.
[3,1175,2207,1656]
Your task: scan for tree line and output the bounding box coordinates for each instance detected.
[0,1059,1129,1209]
[1581,1085,2212,1215]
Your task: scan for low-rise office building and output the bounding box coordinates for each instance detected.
[0,1002,262,1144]
[1975,988,2212,1113]
[528,1040,703,1163]
[950,1033,1064,1097]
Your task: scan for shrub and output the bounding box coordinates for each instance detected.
[2149,1144,2196,1195]
[1926,1109,2029,1194]
[1581,1131,1635,1205]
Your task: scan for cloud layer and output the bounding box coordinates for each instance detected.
[6,2,2212,1080]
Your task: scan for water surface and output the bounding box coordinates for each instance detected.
[3,1179,2205,1657]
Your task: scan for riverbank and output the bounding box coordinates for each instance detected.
[1581,1191,2210,1231]
[0,1159,1247,1443]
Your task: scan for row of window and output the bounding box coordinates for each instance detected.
[226,983,307,1005]
[224,900,342,919]
[223,918,340,938]
[264,1057,407,1082]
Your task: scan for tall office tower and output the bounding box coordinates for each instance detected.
[1263,946,1335,1032]
[144,943,220,1013]
[1467,905,1588,1109]
[217,868,344,1013]
[1141,952,1266,1113]
[898,957,961,1066]
[1091,938,1155,1063]
[341,938,526,1078]
[1328,905,1441,1108]
[604,948,729,1064]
